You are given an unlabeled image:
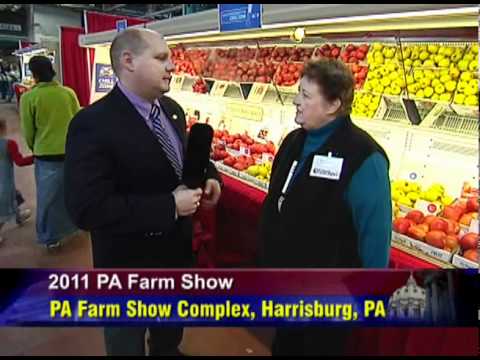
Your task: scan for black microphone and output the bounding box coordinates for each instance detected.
[182,123,214,189]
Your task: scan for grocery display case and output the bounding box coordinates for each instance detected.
[79,4,479,269]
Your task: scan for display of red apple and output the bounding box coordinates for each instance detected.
[425,230,446,249]
[406,210,424,224]
[339,43,369,64]
[290,47,314,62]
[463,249,478,263]
[273,62,304,86]
[174,60,197,76]
[223,156,236,167]
[466,197,479,212]
[407,224,427,241]
[459,232,479,251]
[192,78,208,93]
[442,205,465,222]
[423,215,438,227]
[444,219,460,235]
[256,47,275,61]
[444,234,459,252]
[272,47,294,62]
[430,218,448,233]
[417,223,429,234]
[346,63,369,89]
[314,44,342,59]
[459,213,475,226]
[393,217,414,234]
[186,116,197,132]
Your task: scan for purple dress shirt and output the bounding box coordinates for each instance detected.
[117,81,183,165]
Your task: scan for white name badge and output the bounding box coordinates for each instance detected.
[310,153,344,180]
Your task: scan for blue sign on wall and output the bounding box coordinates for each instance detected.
[219,4,262,32]
[95,64,117,93]
[116,19,127,32]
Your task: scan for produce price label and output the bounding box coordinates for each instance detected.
[452,254,479,269]
[391,232,414,248]
[211,81,229,97]
[261,153,274,164]
[171,75,184,90]
[414,200,441,216]
[240,146,250,156]
[248,83,268,103]
[408,238,453,263]
[226,103,264,122]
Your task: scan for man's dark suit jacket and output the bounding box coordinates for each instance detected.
[64,85,219,268]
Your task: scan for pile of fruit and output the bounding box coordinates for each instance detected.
[202,59,236,80]
[174,60,197,76]
[223,154,255,171]
[314,44,342,59]
[211,142,228,161]
[192,78,208,93]
[214,47,257,62]
[256,47,275,61]
[273,62,304,87]
[441,197,479,227]
[236,61,276,83]
[290,47,314,62]
[393,209,478,260]
[364,62,406,95]
[452,44,479,106]
[391,180,454,210]
[351,92,381,118]
[367,43,398,67]
[221,154,272,182]
[345,63,369,90]
[339,44,369,64]
[186,116,197,132]
[171,45,210,76]
[400,44,464,69]
[212,130,276,155]
[246,162,272,182]
[407,68,457,102]
[271,47,294,62]
[453,71,479,106]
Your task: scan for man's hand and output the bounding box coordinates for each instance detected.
[200,179,221,209]
[173,186,203,217]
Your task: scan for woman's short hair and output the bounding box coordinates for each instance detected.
[303,59,355,115]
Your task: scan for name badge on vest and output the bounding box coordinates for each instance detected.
[310,153,344,180]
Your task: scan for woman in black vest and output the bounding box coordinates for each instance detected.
[259,59,392,356]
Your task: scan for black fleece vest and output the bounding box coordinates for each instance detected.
[259,117,389,268]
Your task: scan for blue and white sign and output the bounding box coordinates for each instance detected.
[116,19,127,32]
[219,4,262,32]
[95,63,117,93]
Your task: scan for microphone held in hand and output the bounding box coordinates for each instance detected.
[182,123,214,189]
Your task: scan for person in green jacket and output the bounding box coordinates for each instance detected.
[20,56,81,249]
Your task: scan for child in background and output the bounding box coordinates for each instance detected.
[0,118,33,243]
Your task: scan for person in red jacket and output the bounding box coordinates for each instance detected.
[0,118,32,243]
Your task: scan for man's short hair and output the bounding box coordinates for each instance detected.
[29,56,56,82]
[110,28,159,74]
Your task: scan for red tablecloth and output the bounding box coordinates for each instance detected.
[191,173,477,355]
[203,173,440,269]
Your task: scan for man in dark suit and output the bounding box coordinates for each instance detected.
[64,28,222,356]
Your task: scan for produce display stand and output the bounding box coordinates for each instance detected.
[79,5,479,271]
[77,6,478,356]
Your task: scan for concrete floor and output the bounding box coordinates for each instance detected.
[0,102,272,356]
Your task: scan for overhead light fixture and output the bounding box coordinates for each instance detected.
[290,27,306,43]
